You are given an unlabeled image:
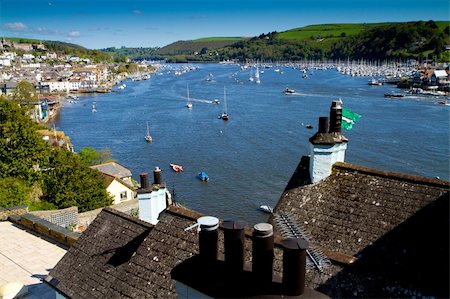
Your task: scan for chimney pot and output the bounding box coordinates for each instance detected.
[318,117,329,133]
[223,219,246,273]
[197,216,219,264]
[281,237,309,296]
[139,172,149,190]
[329,100,343,134]
[153,166,162,185]
[252,223,274,284]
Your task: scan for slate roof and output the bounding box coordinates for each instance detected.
[273,159,449,297]
[47,206,199,298]
[46,205,329,298]
[90,162,132,179]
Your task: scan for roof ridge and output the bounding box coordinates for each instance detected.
[103,207,153,228]
[333,162,450,188]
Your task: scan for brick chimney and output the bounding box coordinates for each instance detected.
[137,167,171,225]
[309,100,348,183]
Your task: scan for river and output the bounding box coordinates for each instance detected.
[52,63,450,225]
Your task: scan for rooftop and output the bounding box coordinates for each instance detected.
[274,159,449,297]
[0,221,67,299]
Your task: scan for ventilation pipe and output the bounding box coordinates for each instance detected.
[139,172,149,190]
[153,166,162,185]
[222,219,246,274]
[281,237,309,296]
[252,223,274,284]
[197,216,219,265]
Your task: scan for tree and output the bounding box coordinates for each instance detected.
[11,80,38,105]
[78,147,114,166]
[0,98,50,182]
[42,149,112,212]
[0,177,31,208]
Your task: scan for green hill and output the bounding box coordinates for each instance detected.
[156,37,246,55]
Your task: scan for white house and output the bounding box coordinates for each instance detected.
[101,173,136,205]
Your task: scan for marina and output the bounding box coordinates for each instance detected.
[52,63,449,224]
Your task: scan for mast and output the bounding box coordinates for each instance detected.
[223,86,227,114]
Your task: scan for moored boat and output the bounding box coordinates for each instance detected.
[170,163,183,172]
[284,88,296,95]
[259,205,274,214]
[198,171,209,182]
[145,121,152,142]
[384,92,405,98]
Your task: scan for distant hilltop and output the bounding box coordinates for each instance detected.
[4,20,449,63]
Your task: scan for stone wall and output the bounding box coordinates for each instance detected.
[0,205,28,221]
[8,213,80,247]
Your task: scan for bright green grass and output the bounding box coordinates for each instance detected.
[3,37,42,43]
[277,23,393,41]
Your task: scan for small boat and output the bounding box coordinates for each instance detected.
[220,86,229,121]
[198,171,209,182]
[305,123,313,129]
[284,88,296,95]
[205,73,213,81]
[437,101,450,106]
[92,102,97,113]
[186,84,193,109]
[145,121,152,143]
[384,92,405,98]
[212,99,220,105]
[259,205,274,214]
[170,163,183,172]
[368,78,383,86]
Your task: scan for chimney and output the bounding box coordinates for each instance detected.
[222,219,246,274]
[153,166,162,185]
[329,100,342,134]
[309,101,348,183]
[281,237,309,296]
[252,223,274,284]
[137,166,168,225]
[139,172,149,190]
[197,216,219,264]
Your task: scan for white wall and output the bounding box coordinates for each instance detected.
[309,142,347,183]
[107,179,134,205]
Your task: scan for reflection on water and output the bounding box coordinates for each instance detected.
[53,64,450,224]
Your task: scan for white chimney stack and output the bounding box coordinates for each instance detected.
[137,167,170,225]
[309,101,348,183]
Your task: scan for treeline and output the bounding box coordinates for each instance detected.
[108,21,448,63]
[0,94,113,213]
[329,21,450,61]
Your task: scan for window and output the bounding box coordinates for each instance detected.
[120,191,127,200]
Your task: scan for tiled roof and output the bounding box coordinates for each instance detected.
[47,206,200,298]
[47,205,329,298]
[274,160,449,297]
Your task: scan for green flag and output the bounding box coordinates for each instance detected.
[342,108,362,130]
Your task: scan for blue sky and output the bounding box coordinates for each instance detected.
[1,0,449,49]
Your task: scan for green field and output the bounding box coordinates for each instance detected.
[277,23,394,41]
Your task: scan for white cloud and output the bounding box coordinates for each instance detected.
[68,31,81,37]
[132,9,142,15]
[3,22,28,31]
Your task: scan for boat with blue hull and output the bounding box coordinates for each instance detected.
[198,171,209,182]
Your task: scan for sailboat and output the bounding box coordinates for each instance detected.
[145,122,152,143]
[220,86,229,121]
[249,67,254,82]
[255,66,261,84]
[186,84,193,109]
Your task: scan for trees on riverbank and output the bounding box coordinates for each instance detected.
[0,97,112,212]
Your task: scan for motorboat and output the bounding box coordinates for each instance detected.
[259,205,274,214]
[384,92,405,98]
[368,78,383,86]
[170,163,183,172]
[284,88,296,95]
[91,102,97,113]
[221,86,229,121]
[198,171,209,182]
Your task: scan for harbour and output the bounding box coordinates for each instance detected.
[51,63,450,225]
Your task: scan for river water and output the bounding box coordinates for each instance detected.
[52,63,450,224]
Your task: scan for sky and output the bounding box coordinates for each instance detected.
[1,0,449,49]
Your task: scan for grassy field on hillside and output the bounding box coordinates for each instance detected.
[277,23,393,40]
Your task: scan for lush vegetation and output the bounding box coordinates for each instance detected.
[0,96,112,212]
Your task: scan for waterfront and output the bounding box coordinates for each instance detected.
[52,63,450,224]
